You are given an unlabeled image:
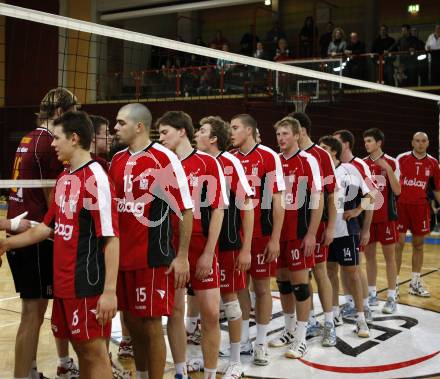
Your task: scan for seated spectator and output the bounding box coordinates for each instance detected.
[319,21,334,57]
[254,41,268,60]
[240,24,260,56]
[328,27,347,56]
[274,38,293,61]
[266,21,287,58]
[299,16,318,58]
[372,25,396,85]
[344,32,367,80]
[211,30,229,50]
[425,24,440,84]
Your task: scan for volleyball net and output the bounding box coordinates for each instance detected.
[0,2,439,193]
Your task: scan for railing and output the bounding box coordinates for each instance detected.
[95,50,439,102]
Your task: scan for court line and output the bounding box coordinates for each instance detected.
[0,321,20,328]
[0,295,19,302]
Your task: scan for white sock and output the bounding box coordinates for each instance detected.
[121,335,132,343]
[295,321,308,342]
[284,312,296,332]
[332,305,340,317]
[308,310,316,325]
[411,272,420,285]
[58,356,71,368]
[368,286,377,297]
[186,316,199,334]
[363,298,369,308]
[204,368,217,379]
[387,289,396,300]
[357,312,366,322]
[255,323,268,345]
[241,319,250,343]
[136,371,148,379]
[345,295,354,306]
[230,342,241,363]
[175,362,187,377]
[324,312,334,326]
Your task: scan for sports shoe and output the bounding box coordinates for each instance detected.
[268,328,295,347]
[240,339,253,355]
[117,339,134,360]
[340,302,357,318]
[306,321,321,338]
[382,297,397,314]
[31,372,50,379]
[253,344,269,366]
[187,322,202,345]
[285,339,307,359]
[322,322,337,347]
[364,307,373,323]
[355,319,370,338]
[221,362,244,379]
[187,358,204,373]
[409,280,431,297]
[333,314,343,326]
[56,358,79,379]
[110,354,131,379]
[174,375,191,379]
[368,294,379,307]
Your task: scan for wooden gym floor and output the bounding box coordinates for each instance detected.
[0,208,439,378]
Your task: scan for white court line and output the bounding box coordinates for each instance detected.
[0,321,20,328]
[0,296,19,302]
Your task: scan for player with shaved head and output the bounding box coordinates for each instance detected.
[395,132,440,297]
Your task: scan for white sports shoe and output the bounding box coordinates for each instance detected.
[221,362,244,379]
[285,339,307,359]
[409,280,431,297]
[253,344,269,366]
[268,328,295,347]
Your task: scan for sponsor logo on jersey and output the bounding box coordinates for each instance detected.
[117,198,145,218]
[156,289,166,299]
[404,178,426,188]
[54,222,74,241]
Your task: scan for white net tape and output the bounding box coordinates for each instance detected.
[0,180,55,189]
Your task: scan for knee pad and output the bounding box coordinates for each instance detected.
[292,283,310,302]
[277,280,293,295]
[187,286,195,296]
[224,300,242,321]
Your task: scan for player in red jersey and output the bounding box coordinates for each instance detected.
[1,111,120,377]
[6,88,79,379]
[195,116,254,379]
[333,130,375,322]
[90,115,112,171]
[363,128,400,314]
[230,114,285,366]
[110,104,193,379]
[286,112,337,344]
[395,132,440,297]
[158,111,228,379]
[274,117,323,358]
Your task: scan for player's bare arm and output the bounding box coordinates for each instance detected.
[324,192,337,246]
[236,198,253,272]
[96,236,119,326]
[166,208,193,288]
[264,191,284,263]
[196,208,224,280]
[302,191,323,256]
[376,158,401,196]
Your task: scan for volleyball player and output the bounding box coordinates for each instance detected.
[230,114,285,366]
[110,104,194,379]
[195,115,254,378]
[363,128,400,313]
[395,132,440,297]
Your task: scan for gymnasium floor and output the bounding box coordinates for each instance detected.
[1,207,439,378]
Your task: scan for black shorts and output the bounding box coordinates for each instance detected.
[328,235,360,266]
[7,239,53,299]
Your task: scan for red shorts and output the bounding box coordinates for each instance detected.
[117,267,174,317]
[51,295,111,341]
[278,240,315,271]
[369,221,398,245]
[250,236,277,278]
[188,234,220,291]
[397,202,430,236]
[218,250,246,294]
[314,222,329,264]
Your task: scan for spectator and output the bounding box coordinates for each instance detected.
[216,44,234,72]
[372,25,396,85]
[328,27,347,56]
[274,38,293,61]
[344,32,367,79]
[425,24,440,84]
[266,21,287,57]
[299,16,318,58]
[240,24,260,56]
[254,41,268,60]
[390,24,419,86]
[195,36,207,47]
[211,30,229,50]
[319,21,334,57]
[411,27,429,84]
